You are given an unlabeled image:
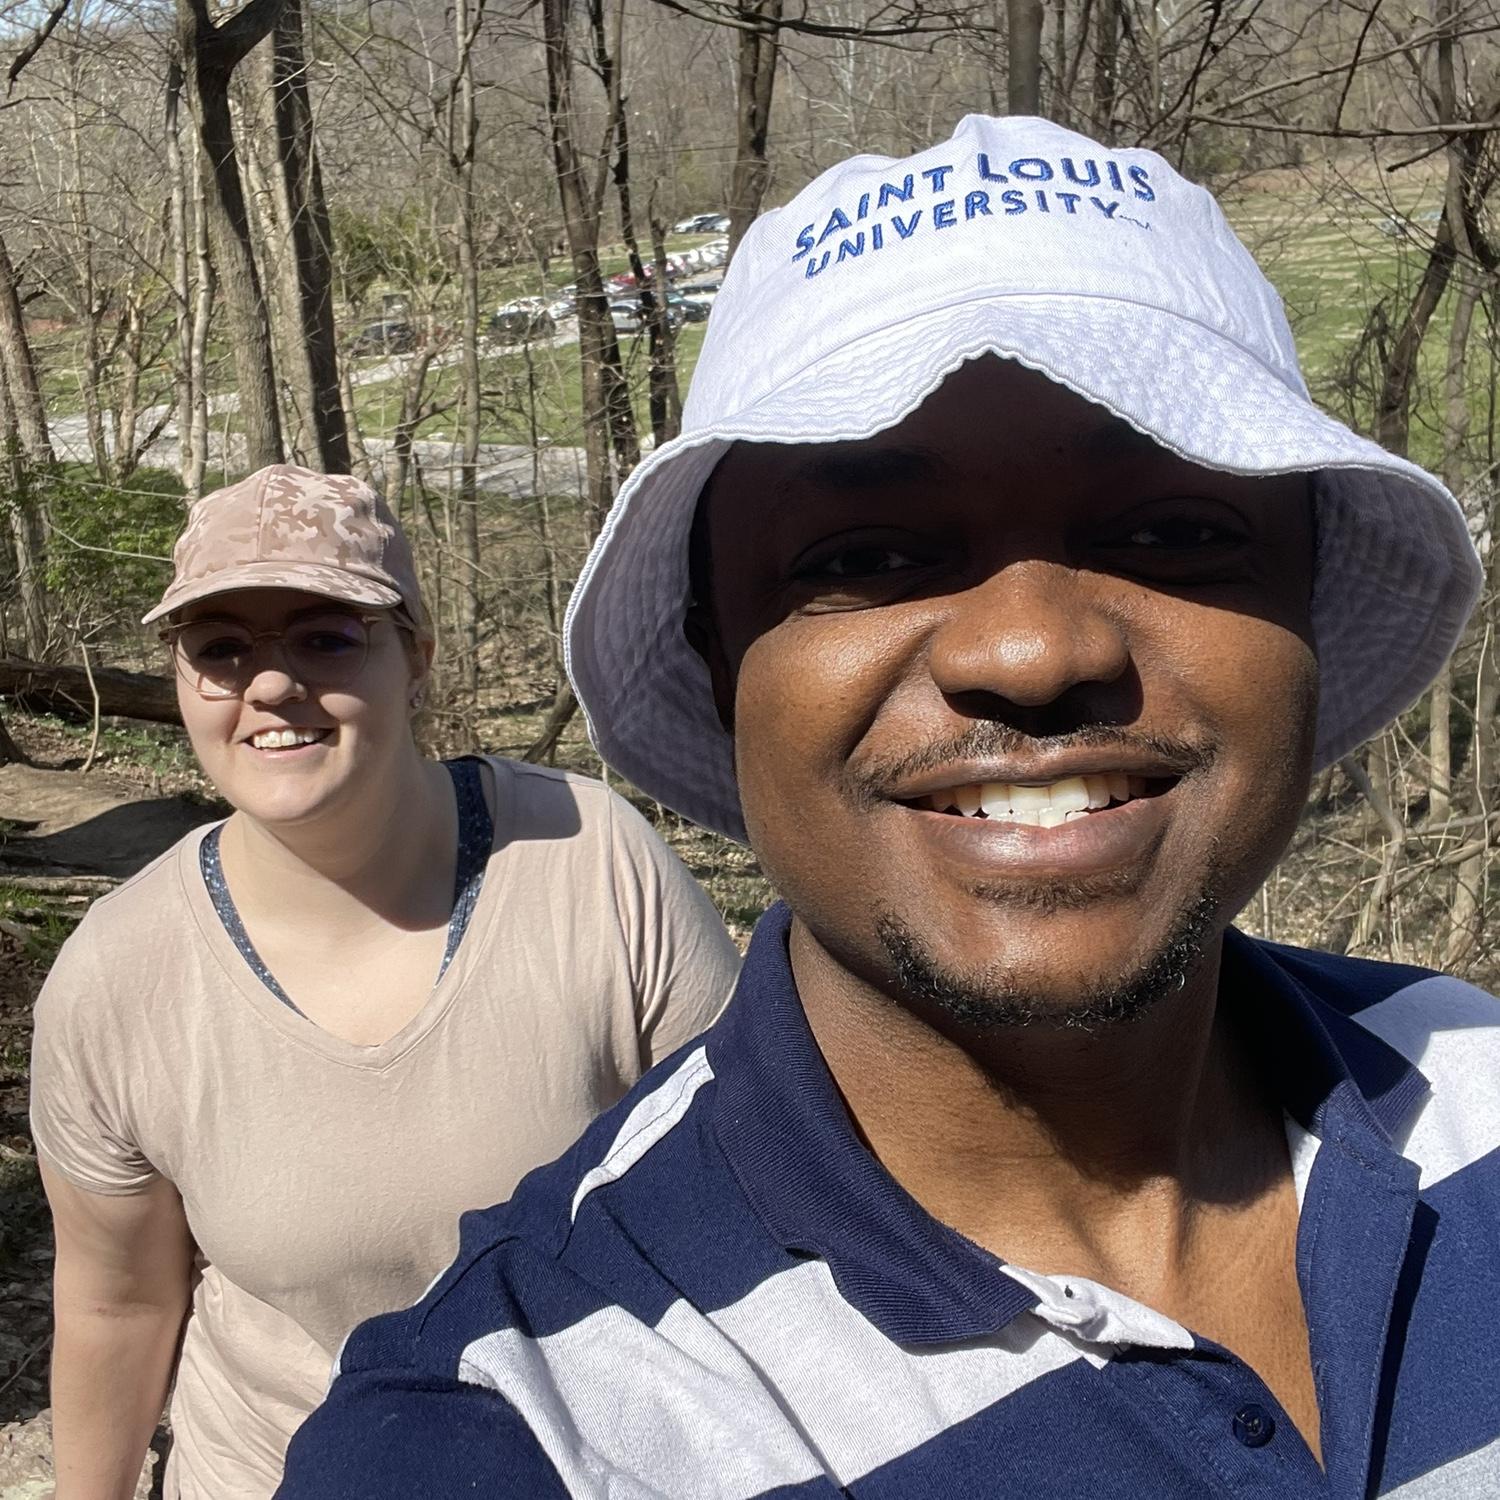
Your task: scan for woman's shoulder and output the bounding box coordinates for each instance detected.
[481,757,644,840]
[58,820,218,956]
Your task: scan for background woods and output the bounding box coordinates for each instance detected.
[0,0,1499,1447]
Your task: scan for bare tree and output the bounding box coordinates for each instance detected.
[1007,0,1043,115]
[174,0,287,469]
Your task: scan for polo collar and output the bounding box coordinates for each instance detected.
[710,903,1430,1347]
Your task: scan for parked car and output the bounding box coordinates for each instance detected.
[665,292,711,323]
[696,237,730,268]
[673,212,726,235]
[489,306,556,343]
[348,320,417,356]
[678,277,723,298]
[609,299,686,335]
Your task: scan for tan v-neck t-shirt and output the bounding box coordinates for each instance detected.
[29,759,742,1499]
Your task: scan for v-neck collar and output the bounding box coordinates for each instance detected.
[179,757,515,1072]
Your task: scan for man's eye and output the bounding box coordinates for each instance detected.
[1122,519,1242,549]
[803,545,923,579]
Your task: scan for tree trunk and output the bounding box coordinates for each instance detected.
[612,102,679,449]
[1049,0,1068,126]
[1092,0,1120,143]
[1431,250,1479,826]
[67,82,113,484]
[188,127,215,494]
[175,0,287,472]
[0,658,182,725]
[339,358,371,481]
[0,230,54,466]
[451,0,483,694]
[543,0,637,535]
[1006,0,1044,115]
[648,205,682,443]
[727,0,782,255]
[0,377,49,660]
[1374,219,1456,457]
[1429,664,1452,825]
[166,55,198,493]
[269,0,349,471]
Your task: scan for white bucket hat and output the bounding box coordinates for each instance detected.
[565,114,1483,843]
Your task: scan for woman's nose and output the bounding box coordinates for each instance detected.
[242,640,309,706]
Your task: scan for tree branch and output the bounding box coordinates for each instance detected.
[7,0,74,90]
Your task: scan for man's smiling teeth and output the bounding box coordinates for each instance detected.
[925,773,1147,826]
[250,728,328,750]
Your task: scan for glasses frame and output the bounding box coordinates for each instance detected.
[160,609,396,701]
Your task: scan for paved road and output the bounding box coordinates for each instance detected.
[47,324,591,496]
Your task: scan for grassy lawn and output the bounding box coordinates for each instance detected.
[347,322,711,449]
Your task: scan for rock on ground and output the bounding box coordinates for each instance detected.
[0,1412,156,1499]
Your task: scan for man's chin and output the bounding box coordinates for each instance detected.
[873,888,1221,1033]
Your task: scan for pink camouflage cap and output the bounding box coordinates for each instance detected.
[142,465,428,632]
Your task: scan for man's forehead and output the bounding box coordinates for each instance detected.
[720,407,1168,514]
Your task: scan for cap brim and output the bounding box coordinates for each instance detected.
[142,562,403,626]
[565,295,1483,843]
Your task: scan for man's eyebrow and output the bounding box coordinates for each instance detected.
[788,445,942,490]
[1077,417,1163,462]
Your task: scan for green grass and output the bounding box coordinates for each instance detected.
[0,884,78,967]
[1221,172,1484,473]
[348,322,711,448]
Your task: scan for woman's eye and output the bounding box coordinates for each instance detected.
[301,631,362,656]
[192,637,250,663]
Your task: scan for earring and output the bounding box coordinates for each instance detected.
[410,689,424,710]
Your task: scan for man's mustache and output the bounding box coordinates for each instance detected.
[850,723,1216,799]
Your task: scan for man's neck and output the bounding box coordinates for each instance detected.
[789,915,1289,1299]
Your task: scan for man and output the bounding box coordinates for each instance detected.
[278,116,1493,1498]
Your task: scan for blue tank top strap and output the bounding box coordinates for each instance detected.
[437,757,493,982]
[201,758,495,1013]
[200,824,304,1015]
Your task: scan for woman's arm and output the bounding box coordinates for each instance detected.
[42,1161,194,1500]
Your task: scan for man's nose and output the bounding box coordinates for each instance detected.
[926,560,1131,708]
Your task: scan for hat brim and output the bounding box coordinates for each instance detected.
[565,295,1483,843]
[142,562,403,626]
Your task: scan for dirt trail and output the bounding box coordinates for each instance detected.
[0,765,219,881]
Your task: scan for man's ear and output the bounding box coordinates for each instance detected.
[684,603,735,734]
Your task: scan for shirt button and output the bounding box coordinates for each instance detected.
[1232,1404,1275,1448]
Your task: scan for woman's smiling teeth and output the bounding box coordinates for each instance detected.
[924,773,1149,827]
[249,727,330,751]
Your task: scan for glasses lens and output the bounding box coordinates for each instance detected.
[173,621,255,696]
[284,613,371,686]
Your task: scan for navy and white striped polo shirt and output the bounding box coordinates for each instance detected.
[279,903,1500,1499]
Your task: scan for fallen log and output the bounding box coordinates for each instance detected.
[0,658,181,726]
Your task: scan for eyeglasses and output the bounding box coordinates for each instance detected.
[161,611,391,700]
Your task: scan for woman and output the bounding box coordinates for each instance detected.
[29,465,741,1499]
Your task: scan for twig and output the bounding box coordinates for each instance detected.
[0,1333,50,1400]
[80,643,102,774]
